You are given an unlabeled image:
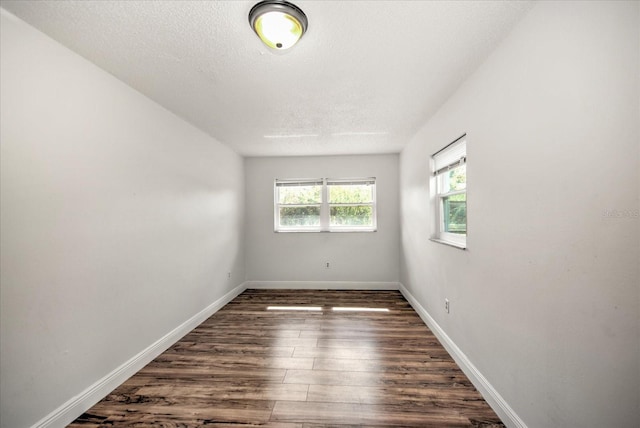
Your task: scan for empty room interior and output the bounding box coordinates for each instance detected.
[0,1,638,427]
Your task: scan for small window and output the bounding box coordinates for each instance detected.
[274,178,376,232]
[328,179,376,231]
[432,135,467,248]
[274,179,323,231]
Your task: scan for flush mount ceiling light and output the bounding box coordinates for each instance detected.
[249,0,308,50]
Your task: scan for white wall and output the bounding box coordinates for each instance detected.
[0,10,245,428]
[245,155,399,285]
[399,1,639,427]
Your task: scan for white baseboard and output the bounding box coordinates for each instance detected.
[246,280,400,290]
[32,282,248,428]
[398,283,527,428]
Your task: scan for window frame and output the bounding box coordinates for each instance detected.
[327,178,377,232]
[431,135,467,249]
[274,177,377,233]
[273,179,323,232]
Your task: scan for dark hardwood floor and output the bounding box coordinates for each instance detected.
[70,289,504,427]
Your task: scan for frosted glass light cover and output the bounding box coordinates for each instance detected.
[249,1,308,50]
[255,11,303,49]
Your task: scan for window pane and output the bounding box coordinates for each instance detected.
[330,206,373,227]
[328,184,373,204]
[439,164,466,193]
[279,206,320,227]
[448,164,466,192]
[443,193,466,234]
[278,185,322,204]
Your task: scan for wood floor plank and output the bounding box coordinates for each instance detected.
[135,366,288,383]
[168,342,296,357]
[283,368,473,388]
[312,357,459,372]
[136,383,309,402]
[70,289,503,427]
[299,328,435,339]
[316,337,444,349]
[153,353,315,370]
[292,345,453,361]
[185,328,303,338]
[176,335,318,348]
[307,384,495,407]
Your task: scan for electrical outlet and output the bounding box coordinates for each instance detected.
[445,298,450,314]
[325,262,330,269]
[227,272,231,279]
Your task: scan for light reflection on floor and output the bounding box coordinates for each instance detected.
[266,306,389,312]
[266,306,323,311]
[332,307,389,312]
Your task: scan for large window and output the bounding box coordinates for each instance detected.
[432,135,466,248]
[275,178,376,232]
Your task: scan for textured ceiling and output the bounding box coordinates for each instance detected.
[1,0,534,157]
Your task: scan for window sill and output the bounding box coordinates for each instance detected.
[275,229,377,233]
[429,238,466,250]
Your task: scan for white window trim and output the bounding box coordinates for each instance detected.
[273,178,322,232]
[430,135,467,249]
[274,177,377,233]
[327,178,377,232]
